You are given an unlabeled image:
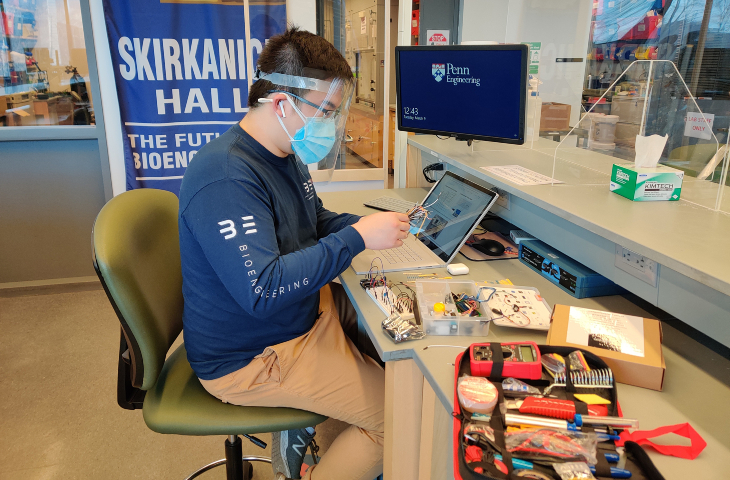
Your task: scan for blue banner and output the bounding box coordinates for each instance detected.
[102,0,286,195]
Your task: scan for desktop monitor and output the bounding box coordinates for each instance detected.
[395,44,528,145]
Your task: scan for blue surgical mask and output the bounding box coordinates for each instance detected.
[276,96,337,165]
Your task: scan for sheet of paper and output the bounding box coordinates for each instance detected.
[482,165,563,186]
[566,306,645,357]
[684,112,714,140]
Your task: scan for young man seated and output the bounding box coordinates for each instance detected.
[178,27,410,480]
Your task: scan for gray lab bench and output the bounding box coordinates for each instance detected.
[319,188,729,480]
[407,135,730,347]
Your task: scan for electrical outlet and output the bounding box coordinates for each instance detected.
[494,188,511,210]
[614,245,658,287]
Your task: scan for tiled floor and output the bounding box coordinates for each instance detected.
[0,285,346,480]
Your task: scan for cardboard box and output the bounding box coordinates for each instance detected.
[547,305,665,391]
[610,163,684,201]
[540,102,571,131]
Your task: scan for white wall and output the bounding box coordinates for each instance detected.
[461,0,592,126]
[287,0,317,32]
[460,0,511,44]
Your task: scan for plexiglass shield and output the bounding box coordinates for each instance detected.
[255,70,354,184]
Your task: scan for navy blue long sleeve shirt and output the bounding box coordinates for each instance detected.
[178,124,364,380]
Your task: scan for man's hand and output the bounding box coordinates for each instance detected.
[352,212,410,250]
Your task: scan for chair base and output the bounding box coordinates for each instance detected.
[183,434,321,480]
[184,435,272,480]
[184,455,271,480]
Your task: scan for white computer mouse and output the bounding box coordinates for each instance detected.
[447,263,470,275]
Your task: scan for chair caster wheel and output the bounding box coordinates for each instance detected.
[242,460,254,479]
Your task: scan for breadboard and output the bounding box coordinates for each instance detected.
[366,286,415,321]
[478,284,551,331]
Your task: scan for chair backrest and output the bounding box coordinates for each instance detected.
[92,188,183,391]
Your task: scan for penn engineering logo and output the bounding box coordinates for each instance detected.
[432,63,480,86]
[432,63,445,82]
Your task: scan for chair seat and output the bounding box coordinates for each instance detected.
[143,344,326,436]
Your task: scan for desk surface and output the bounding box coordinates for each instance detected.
[408,135,730,298]
[320,188,730,480]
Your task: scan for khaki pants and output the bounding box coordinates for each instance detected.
[200,284,385,480]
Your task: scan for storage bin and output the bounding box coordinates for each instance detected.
[415,281,490,336]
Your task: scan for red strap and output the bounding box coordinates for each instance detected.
[616,423,707,460]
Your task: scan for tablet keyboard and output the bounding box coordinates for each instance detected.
[380,242,424,264]
[363,196,416,214]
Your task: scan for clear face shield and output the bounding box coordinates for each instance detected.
[255,70,354,184]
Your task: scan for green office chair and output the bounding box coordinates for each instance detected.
[92,188,326,480]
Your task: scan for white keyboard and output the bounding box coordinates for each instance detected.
[363,196,416,214]
[380,242,423,264]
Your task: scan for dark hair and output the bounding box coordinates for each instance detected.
[248,26,352,108]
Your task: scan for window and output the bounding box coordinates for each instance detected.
[583,0,730,182]
[1,0,94,126]
[317,0,393,174]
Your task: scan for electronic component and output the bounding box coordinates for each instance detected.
[519,240,625,299]
[479,285,552,330]
[362,258,415,320]
[452,292,482,317]
[470,342,542,380]
[366,285,414,321]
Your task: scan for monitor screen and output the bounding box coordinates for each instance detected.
[395,45,528,144]
[416,172,497,262]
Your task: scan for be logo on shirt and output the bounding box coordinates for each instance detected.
[302,179,315,200]
[218,216,257,239]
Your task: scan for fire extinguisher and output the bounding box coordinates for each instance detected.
[411,10,419,40]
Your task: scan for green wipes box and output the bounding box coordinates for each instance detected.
[610,164,684,201]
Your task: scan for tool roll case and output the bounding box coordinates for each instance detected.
[453,344,666,480]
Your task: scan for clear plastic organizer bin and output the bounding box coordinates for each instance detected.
[415,280,490,336]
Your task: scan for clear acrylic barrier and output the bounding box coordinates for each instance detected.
[312,1,388,183]
[552,60,729,211]
[468,0,593,160]
[457,0,730,211]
